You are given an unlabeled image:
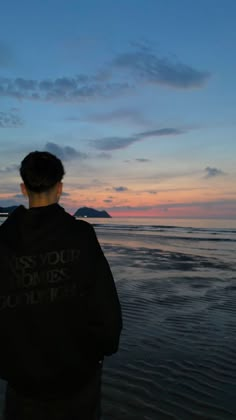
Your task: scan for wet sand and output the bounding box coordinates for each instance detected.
[100,240,236,419]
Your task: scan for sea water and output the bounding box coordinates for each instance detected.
[93,218,236,419]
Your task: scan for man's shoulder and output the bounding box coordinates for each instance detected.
[63,211,95,234]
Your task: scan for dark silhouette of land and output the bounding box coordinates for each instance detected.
[0,205,112,218]
[74,207,111,218]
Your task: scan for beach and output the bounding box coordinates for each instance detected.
[1,217,236,419]
[96,218,236,419]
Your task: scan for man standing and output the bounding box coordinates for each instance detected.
[0,151,122,420]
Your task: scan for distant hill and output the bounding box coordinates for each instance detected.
[74,207,111,218]
[0,206,18,215]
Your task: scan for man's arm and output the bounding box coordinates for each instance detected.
[86,224,123,357]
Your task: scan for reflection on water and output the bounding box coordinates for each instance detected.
[89,216,236,230]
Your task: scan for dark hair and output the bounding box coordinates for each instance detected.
[20,151,65,193]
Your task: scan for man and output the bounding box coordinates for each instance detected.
[0,151,122,420]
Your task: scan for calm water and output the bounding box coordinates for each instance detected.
[0,216,236,419]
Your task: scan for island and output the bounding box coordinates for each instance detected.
[74,207,111,218]
[0,206,18,216]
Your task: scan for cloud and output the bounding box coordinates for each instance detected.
[107,198,236,213]
[91,135,136,151]
[138,128,184,137]
[107,204,153,211]
[88,108,150,125]
[0,75,130,103]
[91,126,185,151]
[65,116,81,121]
[159,199,236,209]
[0,42,210,105]
[12,194,24,199]
[45,142,88,161]
[0,110,23,128]
[113,186,128,192]
[0,42,12,67]
[0,164,19,173]
[204,166,225,178]
[96,152,112,159]
[0,183,20,194]
[136,158,151,162]
[112,46,210,89]
[70,179,108,191]
[104,199,113,203]
[147,190,157,194]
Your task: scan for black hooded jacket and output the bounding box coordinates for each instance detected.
[0,204,122,399]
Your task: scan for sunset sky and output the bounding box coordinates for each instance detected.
[0,0,236,218]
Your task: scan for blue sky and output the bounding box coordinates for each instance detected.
[0,0,236,217]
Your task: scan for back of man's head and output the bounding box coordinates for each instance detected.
[20,151,65,193]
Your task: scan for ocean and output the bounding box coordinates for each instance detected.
[0,216,236,419]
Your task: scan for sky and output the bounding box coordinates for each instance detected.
[0,0,236,218]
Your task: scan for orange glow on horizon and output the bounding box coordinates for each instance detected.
[1,186,236,219]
